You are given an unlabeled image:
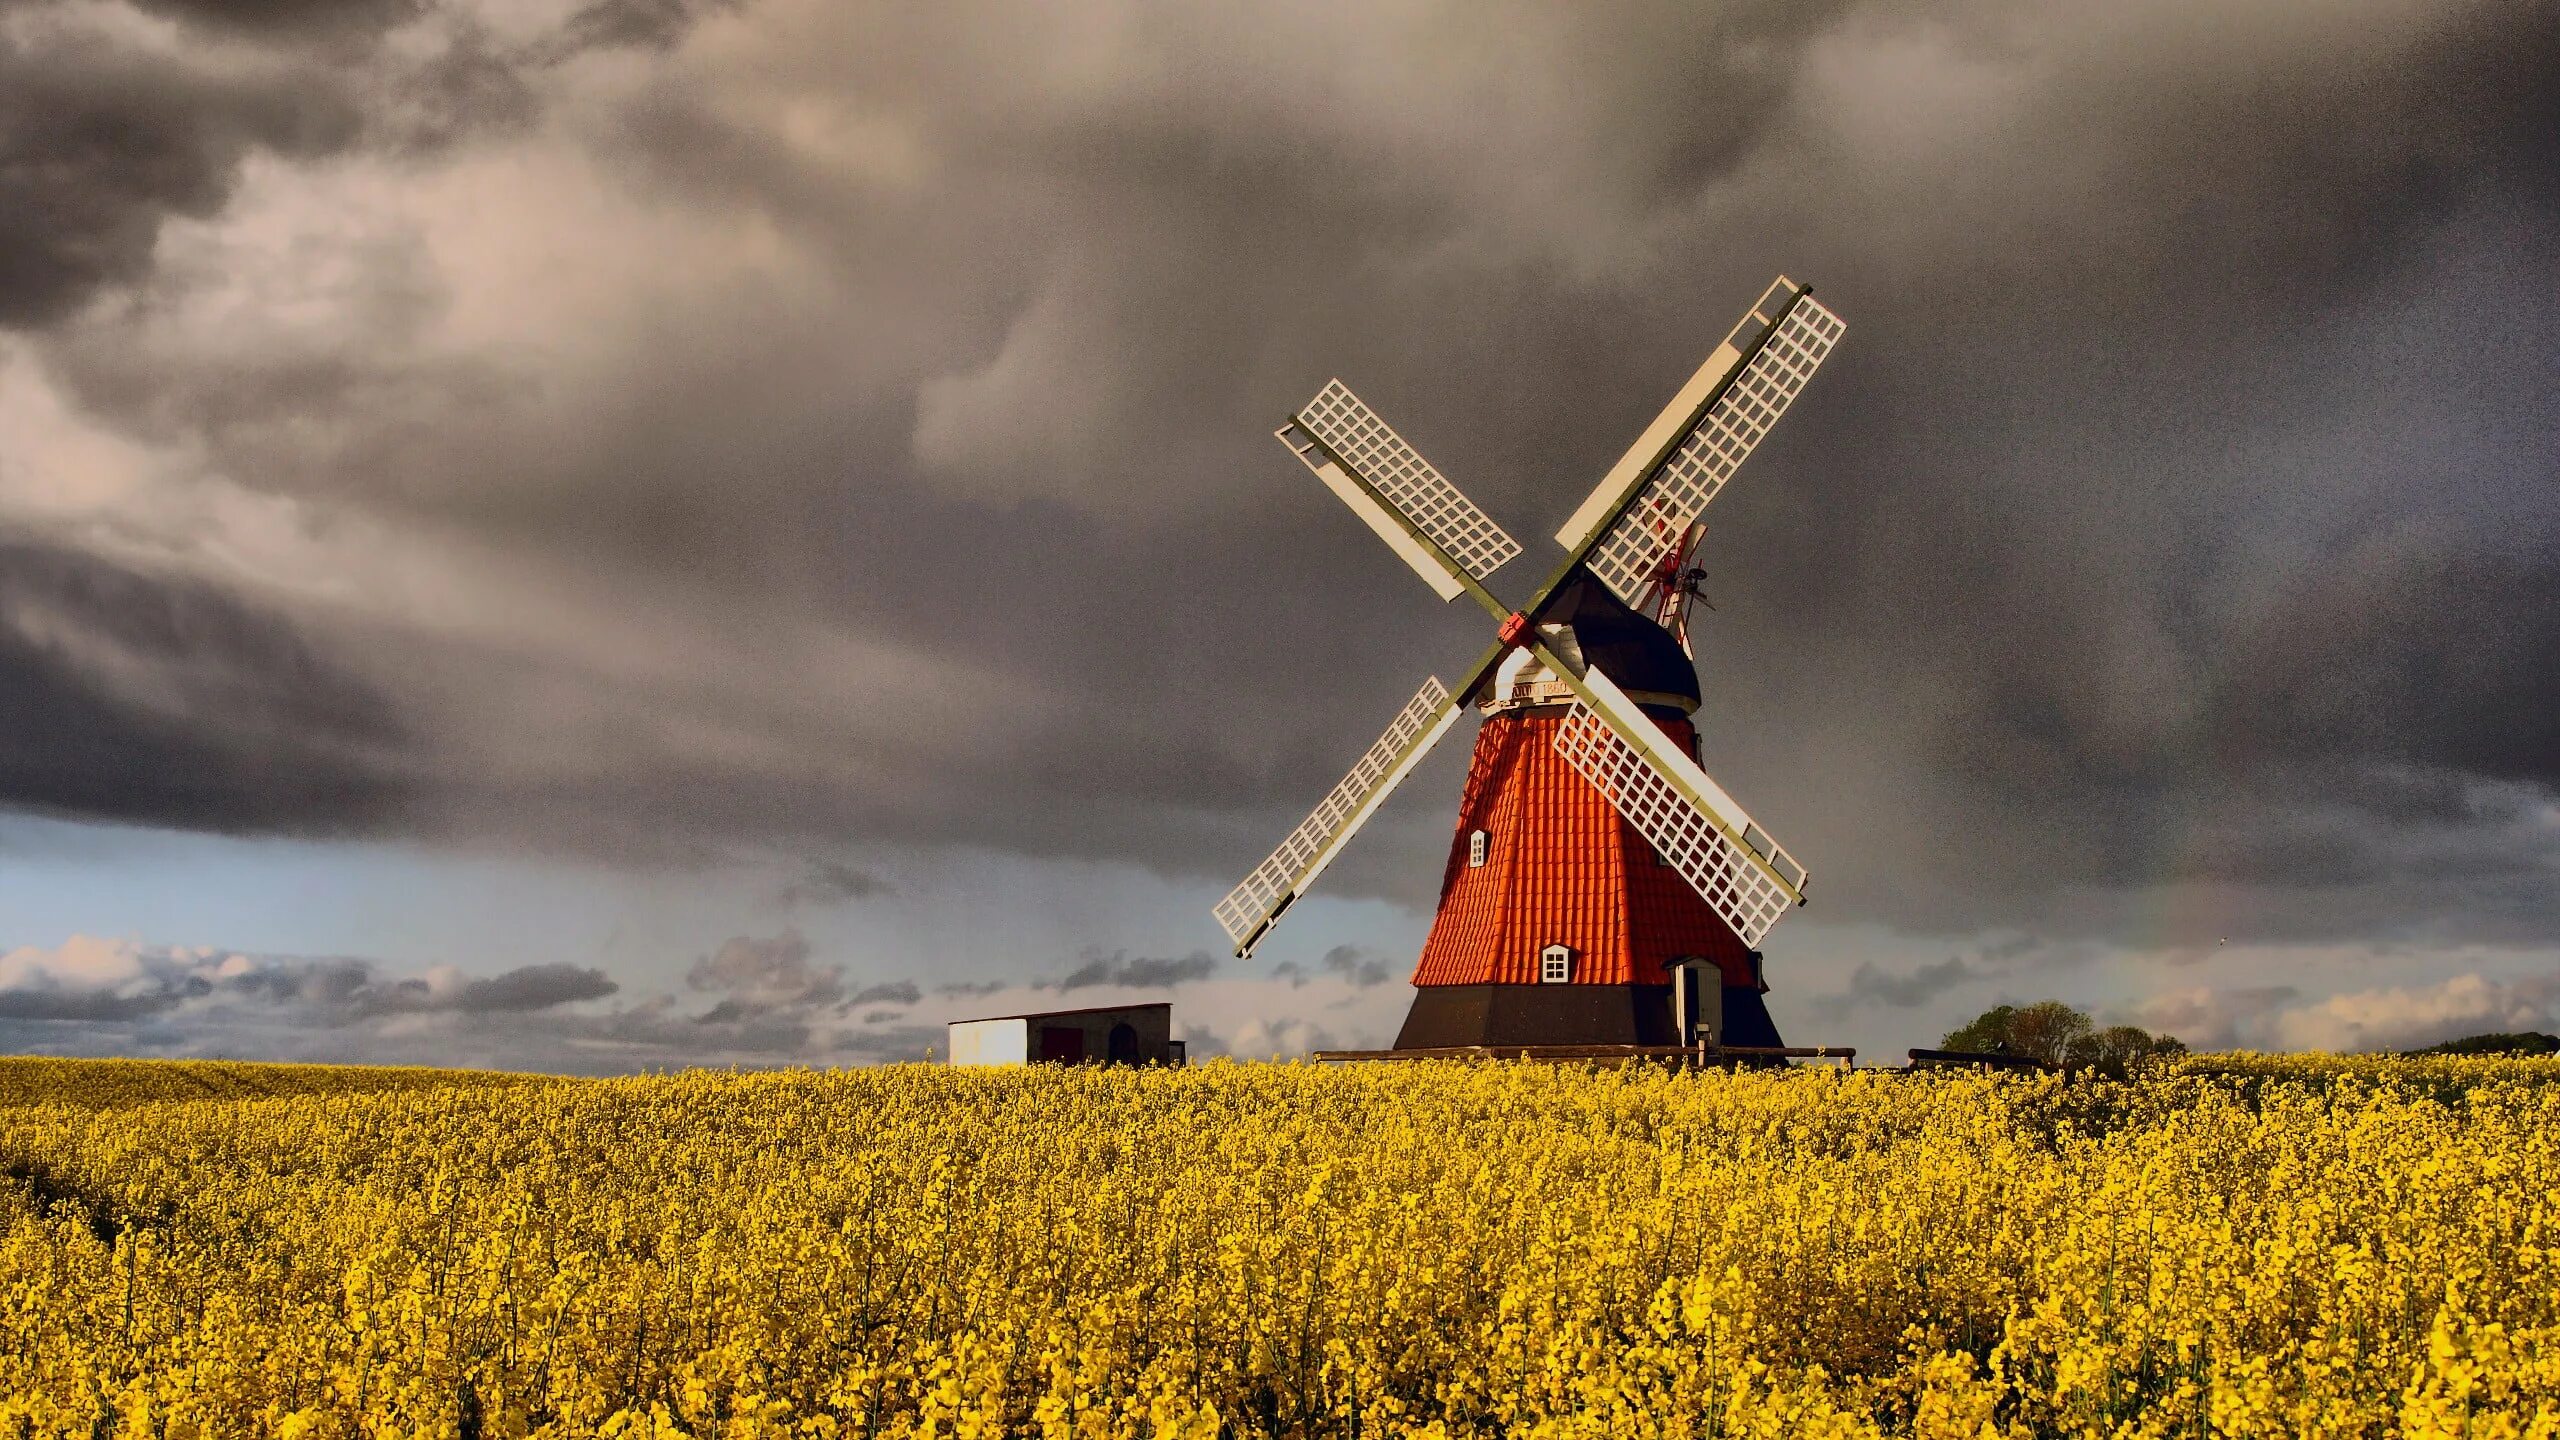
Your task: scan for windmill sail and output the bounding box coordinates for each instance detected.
[1214,676,1463,956]
[1279,380,1522,603]
[1217,275,1842,970]
[1547,664,1806,948]
[1556,281,1846,609]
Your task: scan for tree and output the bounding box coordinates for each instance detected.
[1939,1001,2185,1075]
[1940,1004,2022,1056]
[2068,1024,2188,1073]
[2406,1031,2560,1057]
[1940,1000,2088,1064]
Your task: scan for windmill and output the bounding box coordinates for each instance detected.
[1213,276,1845,1051]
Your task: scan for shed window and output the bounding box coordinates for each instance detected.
[1468,829,1488,867]
[1539,944,1573,984]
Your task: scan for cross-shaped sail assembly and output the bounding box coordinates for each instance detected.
[1217,277,1843,960]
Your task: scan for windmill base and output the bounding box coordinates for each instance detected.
[1390,983,1783,1050]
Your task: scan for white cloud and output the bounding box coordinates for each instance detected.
[2270,973,2558,1054]
[2128,964,2558,1054]
[0,933,157,996]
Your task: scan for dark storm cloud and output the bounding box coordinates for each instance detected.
[120,0,425,38]
[0,536,411,834]
[0,0,707,329]
[0,28,361,328]
[1,0,2556,957]
[2209,540,2560,793]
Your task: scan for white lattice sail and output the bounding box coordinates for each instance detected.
[1288,380,1522,586]
[1582,292,1845,607]
[1546,666,1807,948]
[1214,676,1463,955]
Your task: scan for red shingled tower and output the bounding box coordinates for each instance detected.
[1390,572,1783,1049]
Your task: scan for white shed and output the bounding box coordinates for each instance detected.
[945,1002,1183,1067]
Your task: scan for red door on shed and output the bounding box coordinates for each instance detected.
[1038,1025,1085,1063]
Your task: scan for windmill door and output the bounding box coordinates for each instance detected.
[1672,960,1725,1047]
[1039,1025,1086,1063]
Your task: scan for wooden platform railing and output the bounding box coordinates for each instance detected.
[1303,1044,2078,1076]
[1905,1047,2057,1073]
[1312,1044,1856,1067]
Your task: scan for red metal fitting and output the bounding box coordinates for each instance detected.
[1497,611,1533,647]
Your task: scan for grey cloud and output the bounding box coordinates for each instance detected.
[845,980,920,1008]
[779,859,895,908]
[686,929,840,1009]
[553,0,729,54]
[851,1023,944,1062]
[456,963,618,1013]
[1805,936,2123,1023]
[0,939,619,1041]
[682,930,919,1029]
[0,0,2553,969]
[335,960,616,1019]
[934,980,1007,998]
[1116,953,1220,988]
[0,989,178,1022]
[1054,951,1219,991]
[1320,945,1394,989]
[1840,956,1981,1011]
[0,935,912,1071]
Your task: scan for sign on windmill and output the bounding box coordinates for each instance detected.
[1215,276,1846,1055]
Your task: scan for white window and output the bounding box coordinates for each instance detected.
[1539,944,1573,984]
[1468,829,1488,868]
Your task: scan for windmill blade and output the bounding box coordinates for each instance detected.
[1214,675,1464,957]
[1553,278,1846,609]
[1278,380,1522,608]
[1547,663,1808,948]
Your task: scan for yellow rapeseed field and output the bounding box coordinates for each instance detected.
[0,1056,551,1112]
[3,1054,2555,1438]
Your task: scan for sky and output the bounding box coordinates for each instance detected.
[1,0,2555,1071]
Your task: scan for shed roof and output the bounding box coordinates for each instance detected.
[948,1001,1174,1026]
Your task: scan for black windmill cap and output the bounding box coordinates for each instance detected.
[1540,566,1701,709]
